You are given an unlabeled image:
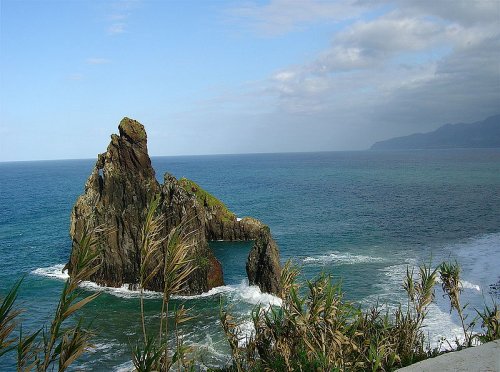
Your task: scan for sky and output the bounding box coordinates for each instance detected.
[0,0,499,161]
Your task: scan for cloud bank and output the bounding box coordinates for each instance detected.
[224,0,500,149]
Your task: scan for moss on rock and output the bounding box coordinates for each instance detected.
[179,178,235,221]
[118,117,147,144]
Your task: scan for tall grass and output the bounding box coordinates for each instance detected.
[0,224,103,371]
[220,259,498,371]
[139,196,166,343]
[0,278,23,359]
[439,261,474,347]
[133,196,198,372]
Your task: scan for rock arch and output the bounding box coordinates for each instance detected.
[67,117,281,295]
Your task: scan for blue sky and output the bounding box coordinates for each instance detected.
[1,0,499,161]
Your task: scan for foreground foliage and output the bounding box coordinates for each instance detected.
[132,196,198,372]
[0,225,102,371]
[220,261,499,371]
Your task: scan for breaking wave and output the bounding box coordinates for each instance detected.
[32,264,69,280]
[31,265,281,306]
[303,251,383,265]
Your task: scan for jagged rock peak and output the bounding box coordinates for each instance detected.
[68,117,282,296]
[102,117,155,178]
[118,117,147,145]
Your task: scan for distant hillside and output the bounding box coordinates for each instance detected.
[371,114,500,150]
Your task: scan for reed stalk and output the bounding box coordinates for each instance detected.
[134,197,198,372]
[39,224,103,371]
[439,261,474,347]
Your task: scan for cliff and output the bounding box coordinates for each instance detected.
[67,117,281,295]
[371,114,500,150]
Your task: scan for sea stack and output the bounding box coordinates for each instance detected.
[67,117,281,295]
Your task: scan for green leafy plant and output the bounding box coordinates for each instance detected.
[16,324,41,372]
[439,261,474,347]
[132,335,163,372]
[475,302,499,343]
[0,278,24,358]
[0,224,103,371]
[132,196,198,372]
[220,260,442,371]
[178,178,235,222]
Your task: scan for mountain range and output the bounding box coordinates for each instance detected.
[371,114,500,150]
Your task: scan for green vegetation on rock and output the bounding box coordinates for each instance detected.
[179,178,235,221]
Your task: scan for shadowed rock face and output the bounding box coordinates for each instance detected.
[246,226,282,295]
[68,117,281,295]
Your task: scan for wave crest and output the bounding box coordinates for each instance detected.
[303,251,383,265]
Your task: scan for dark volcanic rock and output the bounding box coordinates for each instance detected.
[68,117,281,295]
[176,178,282,295]
[158,173,224,293]
[246,226,282,295]
[69,118,160,287]
[68,118,219,294]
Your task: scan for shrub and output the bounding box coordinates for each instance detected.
[220,260,500,371]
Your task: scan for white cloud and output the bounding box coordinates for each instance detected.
[338,15,444,53]
[109,13,127,21]
[218,0,500,148]
[390,0,500,26]
[274,71,297,82]
[375,35,500,127]
[106,0,141,35]
[228,0,366,36]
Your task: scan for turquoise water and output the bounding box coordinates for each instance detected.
[1,150,499,370]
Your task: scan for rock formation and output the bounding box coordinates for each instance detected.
[246,226,281,295]
[68,117,281,295]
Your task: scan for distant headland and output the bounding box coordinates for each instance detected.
[371,114,500,150]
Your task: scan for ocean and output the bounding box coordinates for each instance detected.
[1,149,499,370]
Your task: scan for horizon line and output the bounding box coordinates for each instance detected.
[0,148,376,164]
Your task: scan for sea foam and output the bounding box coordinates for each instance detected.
[363,259,466,349]
[32,264,69,280]
[303,251,383,265]
[32,265,160,299]
[113,361,134,372]
[435,277,481,292]
[31,265,281,306]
